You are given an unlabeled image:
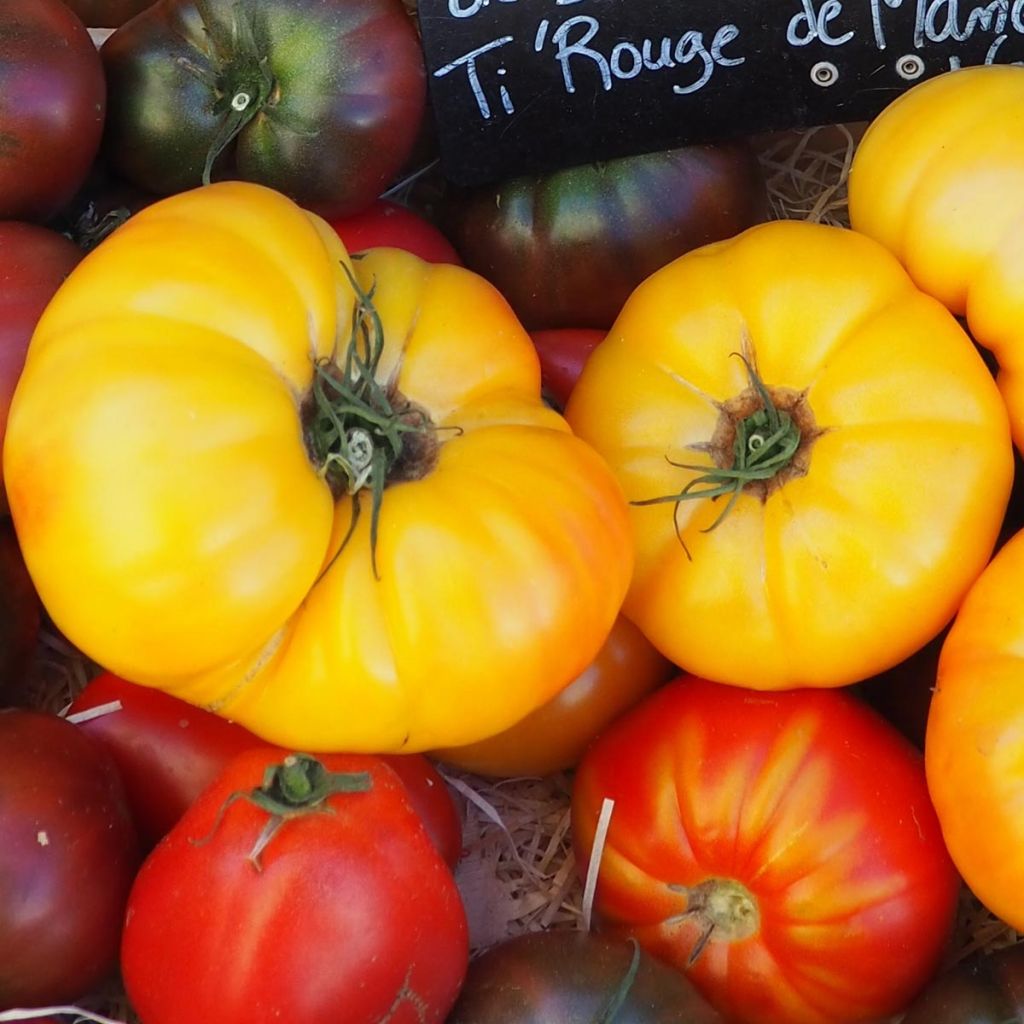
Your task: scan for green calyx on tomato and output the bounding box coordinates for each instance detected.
[666,878,761,966]
[634,352,817,547]
[183,1,279,185]
[193,753,372,871]
[303,268,439,576]
[594,939,642,1024]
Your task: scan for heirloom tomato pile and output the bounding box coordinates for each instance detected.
[3,0,1024,1020]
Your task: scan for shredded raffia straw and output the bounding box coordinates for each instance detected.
[580,798,615,933]
[12,121,1023,1023]
[0,1006,128,1023]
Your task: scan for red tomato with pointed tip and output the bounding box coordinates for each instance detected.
[121,749,468,1024]
[330,199,461,264]
[69,672,463,865]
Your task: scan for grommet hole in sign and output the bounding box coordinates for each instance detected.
[810,61,838,86]
[897,54,926,80]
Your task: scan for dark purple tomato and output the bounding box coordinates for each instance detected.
[0,0,106,222]
[440,143,767,330]
[101,0,426,218]
[0,709,139,1009]
[447,930,724,1024]
[0,521,39,701]
[0,222,83,511]
[900,942,1024,1023]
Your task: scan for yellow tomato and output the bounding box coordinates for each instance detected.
[4,181,633,753]
[433,614,674,777]
[565,219,1012,690]
[926,527,1024,931]
[849,65,1024,449]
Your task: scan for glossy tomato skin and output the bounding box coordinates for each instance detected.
[849,66,1024,451]
[60,0,156,27]
[434,614,674,778]
[121,749,468,1024]
[0,710,139,1009]
[69,672,463,864]
[0,223,82,512]
[900,943,1024,1024]
[330,200,461,264]
[572,676,960,1024]
[926,528,1024,932]
[102,0,426,218]
[0,522,39,701]
[0,0,106,222]
[529,328,605,410]
[5,182,633,754]
[441,143,766,330]
[566,220,1013,690]
[448,931,723,1024]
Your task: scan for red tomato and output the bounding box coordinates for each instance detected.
[68,672,462,865]
[0,710,139,1009]
[121,749,468,1024]
[0,521,39,701]
[529,328,606,410]
[0,223,82,511]
[572,677,960,1024]
[329,199,461,264]
[0,0,106,221]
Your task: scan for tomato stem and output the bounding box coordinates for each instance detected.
[305,263,442,579]
[189,754,372,872]
[633,352,813,556]
[665,877,760,964]
[188,1,276,185]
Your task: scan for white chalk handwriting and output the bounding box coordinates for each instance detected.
[432,0,1024,121]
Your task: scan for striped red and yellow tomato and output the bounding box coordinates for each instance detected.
[573,677,960,1024]
[849,65,1024,450]
[565,219,1012,690]
[3,181,633,753]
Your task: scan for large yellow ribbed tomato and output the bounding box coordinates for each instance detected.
[3,181,633,753]
[849,65,1024,450]
[565,219,1012,690]
[926,527,1024,932]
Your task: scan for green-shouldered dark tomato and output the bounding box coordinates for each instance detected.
[900,942,1024,1023]
[447,931,723,1024]
[440,144,767,330]
[100,0,425,218]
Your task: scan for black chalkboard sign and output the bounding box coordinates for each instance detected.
[418,0,1024,185]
